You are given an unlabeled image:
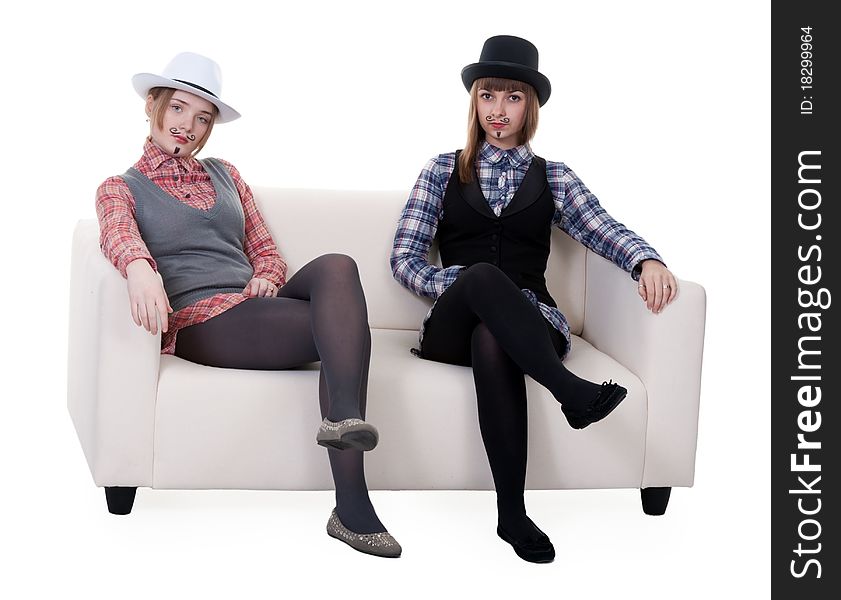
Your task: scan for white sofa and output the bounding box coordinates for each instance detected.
[67,188,706,516]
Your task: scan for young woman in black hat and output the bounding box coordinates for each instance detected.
[390,35,677,563]
[96,52,400,558]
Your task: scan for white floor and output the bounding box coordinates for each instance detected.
[5,436,769,599]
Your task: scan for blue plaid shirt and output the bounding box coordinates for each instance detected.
[390,141,664,358]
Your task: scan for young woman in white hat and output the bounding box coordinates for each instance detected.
[390,35,677,563]
[96,52,401,558]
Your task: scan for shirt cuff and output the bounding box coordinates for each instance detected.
[428,264,465,297]
[119,254,157,278]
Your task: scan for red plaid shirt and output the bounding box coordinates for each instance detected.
[96,139,287,354]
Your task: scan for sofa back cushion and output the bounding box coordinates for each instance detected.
[253,188,585,334]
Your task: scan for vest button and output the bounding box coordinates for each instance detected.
[490,246,497,252]
[491,234,498,240]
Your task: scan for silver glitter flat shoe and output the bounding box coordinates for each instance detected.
[326,509,402,558]
[316,417,379,451]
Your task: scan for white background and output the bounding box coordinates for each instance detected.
[1,1,769,598]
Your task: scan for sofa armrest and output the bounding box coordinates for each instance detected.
[581,251,707,488]
[67,220,160,487]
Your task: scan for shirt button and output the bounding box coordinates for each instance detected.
[185,193,191,199]
[173,175,179,181]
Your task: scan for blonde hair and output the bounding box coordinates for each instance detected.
[147,87,218,156]
[458,77,540,183]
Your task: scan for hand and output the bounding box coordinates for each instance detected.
[637,260,677,314]
[243,277,278,298]
[126,259,172,335]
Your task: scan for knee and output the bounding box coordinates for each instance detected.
[461,263,508,283]
[317,253,360,281]
[460,262,507,294]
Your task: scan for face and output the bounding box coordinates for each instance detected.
[476,86,527,149]
[146,90,215,157]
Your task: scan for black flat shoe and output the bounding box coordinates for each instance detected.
[563,380,628,430]
[497,522,555,564]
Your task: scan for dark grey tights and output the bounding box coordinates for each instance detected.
[174,253,384,534]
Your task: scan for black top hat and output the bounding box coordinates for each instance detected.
[461,35,551,106]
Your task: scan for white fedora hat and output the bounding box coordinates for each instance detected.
[132,52,241,123]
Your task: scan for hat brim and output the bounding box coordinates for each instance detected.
[461,62,551,106]
[132,73,241,123]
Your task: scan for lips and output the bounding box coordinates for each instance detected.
[173,134,188,143]
[491,123,507,129]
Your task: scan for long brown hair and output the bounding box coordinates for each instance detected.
[147,87,218,156]
[458,77,540,183]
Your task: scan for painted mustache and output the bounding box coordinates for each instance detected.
[169,127,196,141]
[485,116,510,124]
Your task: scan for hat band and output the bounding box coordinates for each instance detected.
[172,78,219,99]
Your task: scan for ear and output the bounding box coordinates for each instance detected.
[145,94,155,119]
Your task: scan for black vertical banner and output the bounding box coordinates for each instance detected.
[772,3,839,597]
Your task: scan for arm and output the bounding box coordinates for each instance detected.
[95,176,156,276]
[390,156,464,298]
[548,162,664,279]
[96,177,171,334]
[218,159,287,297]
[548,162,676,312]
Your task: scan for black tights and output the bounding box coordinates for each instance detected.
[175,253,384,534]
[420,263,602,541]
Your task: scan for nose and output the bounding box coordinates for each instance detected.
[492,97,506,117]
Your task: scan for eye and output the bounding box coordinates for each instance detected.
[171,104,182,112]
[198,116,209,125]
[480,92,493,100]
[509,94,523,102]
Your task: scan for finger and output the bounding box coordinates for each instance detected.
[130,299,141,327]
[666,278,677,304]
[165,292,173,314]
[148,300,159,335]
[657,282,668,312]
[638,281,647,302]
[651,280,662,312]
[643,278,654,310]
[158,299,169,333]
[243,280,255,297]
[138,302,151,333]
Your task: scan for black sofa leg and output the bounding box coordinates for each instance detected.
[105,487,137,515]
[641,487,671,515]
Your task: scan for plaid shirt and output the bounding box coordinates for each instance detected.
[96,139,287,354]
[390,141,663,358]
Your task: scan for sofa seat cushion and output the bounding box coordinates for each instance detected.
[152,330,646,490]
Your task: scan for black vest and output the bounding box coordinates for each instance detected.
[438,151,557,308]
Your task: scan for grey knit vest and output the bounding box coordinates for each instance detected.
[122,158,254,311]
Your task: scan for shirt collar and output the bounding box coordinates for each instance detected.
[141,138,201,172]
[479,140,533,168]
